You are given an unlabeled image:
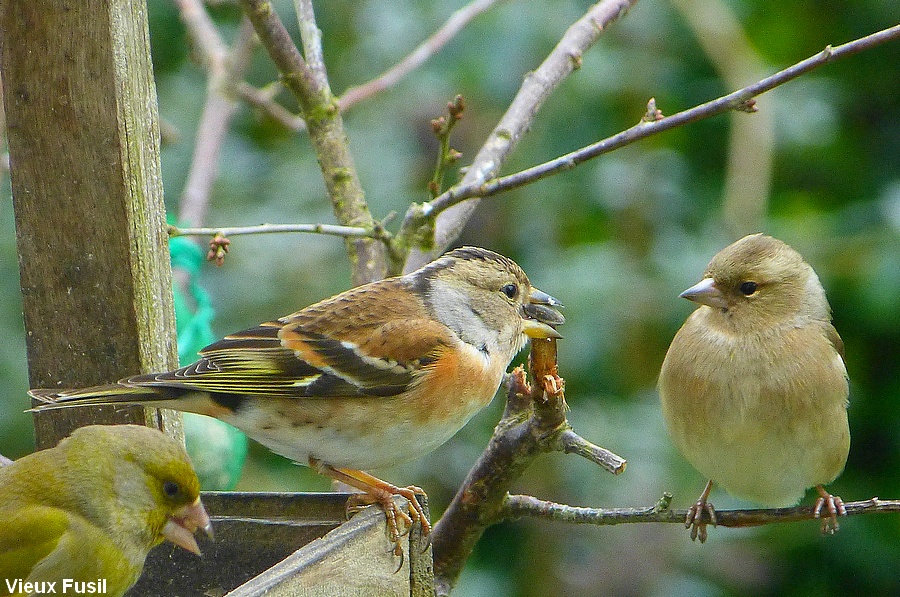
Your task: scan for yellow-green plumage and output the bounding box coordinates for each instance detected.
[0,425,207,597]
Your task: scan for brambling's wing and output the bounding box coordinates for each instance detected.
[136,321,326,396]
[277,279,454,397]
[129,279,453,399]
[278,318,451,397]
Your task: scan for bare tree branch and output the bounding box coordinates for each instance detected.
[431,338,625,595]
[237,82,307,132]
[556,428,626,475]
[167,222,384,240]
[500,494,900,531]
[239,0,386,284]
[173,0,228,66]
[338,0,505,111]
[400,0,640,272]
[417,23,900,218]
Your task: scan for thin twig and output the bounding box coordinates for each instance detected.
[338,0,505,111]
[556,428,626,475]
[427,95,466,199]
[173,0,228,67]
[500,494,900,529]
[167,222,382,239]
[400,0,640,271]
[421,23,900,216]
[237,82,306,132]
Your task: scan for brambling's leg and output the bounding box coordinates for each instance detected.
[310,458,430,558]
[814,485,846,535]
[685,480,717,543]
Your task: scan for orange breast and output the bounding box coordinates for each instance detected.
[406,341,505,426]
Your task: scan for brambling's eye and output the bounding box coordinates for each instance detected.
[739,281,758,295]
[501,283,518,299]
[163,481,180,498]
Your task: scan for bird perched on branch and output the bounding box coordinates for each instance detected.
[31,246,564,557]
[0,424,211,597]
[659,233,849,542]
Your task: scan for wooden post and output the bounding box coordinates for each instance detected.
[0,0,179,447]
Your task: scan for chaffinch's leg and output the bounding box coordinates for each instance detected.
[685,479,717,543]
[814,485,846,535]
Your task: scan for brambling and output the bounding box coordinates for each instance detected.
[659,233,850,542]
[30,246,564,555]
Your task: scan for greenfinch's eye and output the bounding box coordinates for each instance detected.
[739,281,758,295]
[501,283,518,299]
[163,481,180,497]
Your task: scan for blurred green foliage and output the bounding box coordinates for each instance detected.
[2,0,899,595]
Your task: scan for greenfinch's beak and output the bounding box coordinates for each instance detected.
[522,288,564,339]
[163,497,213,555]
[680,277,728,309]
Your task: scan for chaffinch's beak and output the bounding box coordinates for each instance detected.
[679,277,729,309]
[522,288,564,339]
[162,496,213,555]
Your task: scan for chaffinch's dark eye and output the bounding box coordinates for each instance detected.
[163,481,180,498]
[501,284,518,299]
[739,281,758,295]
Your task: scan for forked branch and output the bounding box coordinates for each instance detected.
[431,338,625,595]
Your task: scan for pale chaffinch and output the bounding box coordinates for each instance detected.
[30,247,564,555]
[0,425,211,597]
[659,233,849,542]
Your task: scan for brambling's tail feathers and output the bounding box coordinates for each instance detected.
[28,384,164,410]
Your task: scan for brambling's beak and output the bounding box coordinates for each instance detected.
[522,288,564,339]
[680,277,729,309]
[162,497,213,555]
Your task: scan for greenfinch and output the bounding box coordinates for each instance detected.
[0,425,212,597]
[659,233,849,541]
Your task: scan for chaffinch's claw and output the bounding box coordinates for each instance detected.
[814,485,846,535]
